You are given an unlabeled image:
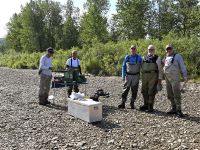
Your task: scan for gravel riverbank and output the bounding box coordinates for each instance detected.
[0,67,200,149]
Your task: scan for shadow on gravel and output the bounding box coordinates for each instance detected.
[181,115,200,124]
[90,105,121,131]
[45,103,68,111]
[102,105,119,117]
[149,110,200,124]
[91,120,121,131]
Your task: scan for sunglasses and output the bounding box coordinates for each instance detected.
[131,48,136,50]
[166,48,172,51]
[148,49,155,51]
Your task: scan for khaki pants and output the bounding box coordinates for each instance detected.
[141,72,158,106]
[39,74,51,104]
[165,76,181,111]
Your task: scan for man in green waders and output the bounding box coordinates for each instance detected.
[65,50,82,97]
[140,45,163,112]
[118,45,142,109]
[163,44,188,117]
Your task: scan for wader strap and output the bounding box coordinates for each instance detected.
[71,58,79,67]
[127,55,138,64]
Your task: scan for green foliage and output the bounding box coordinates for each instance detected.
[115,0,149,40]
[80,1,109,46]
[1,33,199,80]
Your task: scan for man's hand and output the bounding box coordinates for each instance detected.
[157,83,163,91]
[158,79,162,84]
[184,76,188,82]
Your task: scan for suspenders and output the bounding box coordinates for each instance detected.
[70,58,79,67]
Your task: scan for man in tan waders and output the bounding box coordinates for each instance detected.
[163,44,188,117]
[118,45,142,109]
[140,45,163,112]
[38,47,54,105]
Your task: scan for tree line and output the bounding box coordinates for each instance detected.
[4,0,200,52]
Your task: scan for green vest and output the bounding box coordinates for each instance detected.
[142,55,158,72]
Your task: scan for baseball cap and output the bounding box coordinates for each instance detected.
[130,45,136,49]
[165,44,173,50]
[47,47,54,53]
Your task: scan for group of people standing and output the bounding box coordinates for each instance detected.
[38,44,188,118]
[118,44,188,117]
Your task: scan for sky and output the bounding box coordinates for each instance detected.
[0,0,116,38]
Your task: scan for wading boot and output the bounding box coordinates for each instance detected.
[167,108,177,115]
[130,102,134,109]
[140,105,148,111]
[147,104,154,112]
[118,103,125,109]
[176,110,184,118]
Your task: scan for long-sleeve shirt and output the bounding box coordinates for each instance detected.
[164,53,188,78]
[39,54,52,76]
[122,54,142,80]
[156,56,163,80]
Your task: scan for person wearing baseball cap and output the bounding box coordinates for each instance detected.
[118,45,142,109]
[140,45,163,112]
[38,47,54,105]
[163,44,188,117]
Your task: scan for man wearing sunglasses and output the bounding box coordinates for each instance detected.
[163,44,188,117]
[140,45,163,112]
[38,47,54,105]
[118,45,142,109]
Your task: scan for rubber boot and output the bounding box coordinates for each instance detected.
[147,104,154,112]
[118,103,125,109]
[130,102,134,109]
[167,108,177,115]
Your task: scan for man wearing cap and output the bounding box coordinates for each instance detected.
[38,47,54,105]
[140,45,163,112]
[118,45,142,109]
[163,44,188,117]
[66,50,82,97]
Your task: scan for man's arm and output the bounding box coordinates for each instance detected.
[122,56,128,81]
[177,54,188,80]
[39,56,49,70]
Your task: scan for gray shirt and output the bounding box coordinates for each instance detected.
[164,53,188,78]
[39,54,52,76]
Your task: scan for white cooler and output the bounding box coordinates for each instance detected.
[68,98,102,123]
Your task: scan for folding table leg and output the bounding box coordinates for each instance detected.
[53,81,55,104]
[85,84,86,96]
[64,81,67,107]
